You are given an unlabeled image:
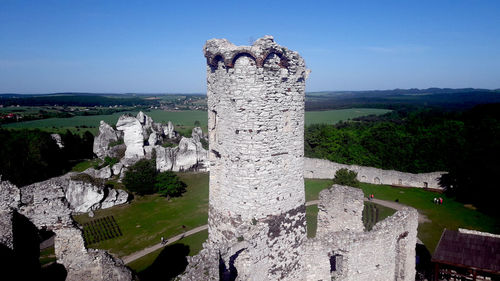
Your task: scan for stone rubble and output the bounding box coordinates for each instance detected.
[0,178,134,280]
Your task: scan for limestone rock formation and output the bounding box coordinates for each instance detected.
[100,188,129,209]
[165,121,176,139]
[51,133,64,148]
[93,121,119,159]
[84,166,113,179]
[65,180,105,213]
[116,115,145,160]
[156,135,208,172]
[191,126,203,141]
[93,111,208,175]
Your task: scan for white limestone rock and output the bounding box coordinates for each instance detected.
[156,146,176,171]
[164,121,176,139]
[65,180,105,213]
[112,163,123,175]
[148,131,158,146]
[100,189,129,209]
[83,166,112,179]
[156,137,208,172]
[51,133,64,148]
[116,115,144,159]
[191,127,203,142]
[93,121,119,159]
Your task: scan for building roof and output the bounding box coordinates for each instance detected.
[432,229,500,273]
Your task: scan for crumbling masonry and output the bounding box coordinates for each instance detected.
[180,36,418,280]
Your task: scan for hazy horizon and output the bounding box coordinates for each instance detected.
[1,0,499,93]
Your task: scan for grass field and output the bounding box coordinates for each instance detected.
[127,230,208,274]
[73,172,209,257]
[2,109,209,135]
[304,108,391,126]
[2,108,391,135]
[358,182,499,253]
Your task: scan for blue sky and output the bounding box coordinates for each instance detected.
[1,0,499,93]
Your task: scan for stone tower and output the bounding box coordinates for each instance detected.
[204,36,310,280]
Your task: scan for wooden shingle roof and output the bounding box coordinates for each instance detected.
[432,229,500,273]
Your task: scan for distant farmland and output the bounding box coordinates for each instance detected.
[1,108,391,134]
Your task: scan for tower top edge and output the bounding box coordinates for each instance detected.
[203,35,303,68]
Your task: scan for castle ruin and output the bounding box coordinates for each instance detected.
[180,36,418,280]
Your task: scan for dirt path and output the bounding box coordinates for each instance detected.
[123,198,427,264]
[122,225,208,264]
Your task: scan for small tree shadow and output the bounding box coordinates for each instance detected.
[138,243,190,281]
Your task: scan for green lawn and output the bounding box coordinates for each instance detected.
[358,182,500,253]
[2,109,208,135]
[2,108,390,135]
[73,172,209,257]
[127,230,208,274]
[305,108,391,126]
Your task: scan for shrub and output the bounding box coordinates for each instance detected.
[155,171,186,198]
[123,159,157,195]
[332,168,360,187]
[200,138,209,150]
[103,156,119,167]
[108,139,124,148]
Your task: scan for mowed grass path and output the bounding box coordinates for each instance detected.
[3,108,390,134]
[359,182,499,253]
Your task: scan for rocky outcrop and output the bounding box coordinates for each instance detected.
[0,178,134,281]
[64,180,105,213]
[165,121,176,139]
[51,133,64,148]
[83,166,113,179]
[100,189,129,209]
[93,111,209,175]
[93,121,119,159]
[116,115,145,160]
[191,126,203,141]
[156,136,208,172]
[63,175,129,213]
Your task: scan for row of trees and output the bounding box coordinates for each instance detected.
[0,129,94,186]
[305,104,500,215]
[123,159,186,198]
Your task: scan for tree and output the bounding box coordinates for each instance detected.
[332,168,360,187]
[155,171,186,198]
[123,159,157,195]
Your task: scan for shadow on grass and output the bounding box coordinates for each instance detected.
[138,243,190,281]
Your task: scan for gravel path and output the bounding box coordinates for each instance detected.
[122,198,427,264]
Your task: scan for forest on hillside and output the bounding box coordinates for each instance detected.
[0,129,94,186]
[305,103,500,215]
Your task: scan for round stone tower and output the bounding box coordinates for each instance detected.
[204,36,309,280]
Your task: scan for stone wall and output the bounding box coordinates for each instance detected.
[305,157,445,189]
[317,185,364,237]
[304,185,419,281]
